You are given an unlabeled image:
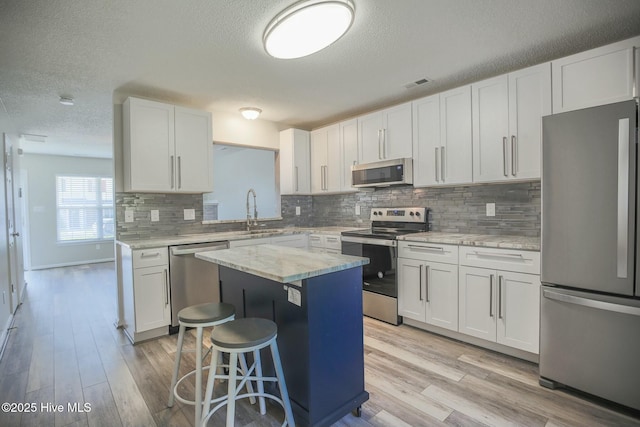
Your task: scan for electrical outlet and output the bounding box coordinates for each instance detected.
[295,206,301,216]
[355,204,361,215]
[486,203,496,217]
[184,209,195,220]
[151,210,159,222]
[125,209,134,223]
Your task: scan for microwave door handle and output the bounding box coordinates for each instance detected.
[378,129,382,159]
[617,117,629,278]
[440,146,445,182]
[435,147,440,182]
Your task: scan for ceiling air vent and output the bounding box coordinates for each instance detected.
[403,78,431,90]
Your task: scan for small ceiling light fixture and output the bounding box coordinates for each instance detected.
[239,107,262,120]
[59,96,74,106]
[20,134,47,143]
[263,0,355,59]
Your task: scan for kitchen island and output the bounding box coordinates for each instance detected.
[196,245,370,427]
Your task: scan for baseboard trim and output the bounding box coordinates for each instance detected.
[0,313,15,362]
[30,258,115,270]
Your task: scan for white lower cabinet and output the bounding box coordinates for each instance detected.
[458,246,541,354]
[120,246,171,344]
[229,234,309,249]
[309,233,341,254]
[398,242,459,332]
[398,241,541,357]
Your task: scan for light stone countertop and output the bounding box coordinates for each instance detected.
[195,244,369,284]
[398,232,540,251]
[116,226,366,250]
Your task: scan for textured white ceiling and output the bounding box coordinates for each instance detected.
[1,0,640,158]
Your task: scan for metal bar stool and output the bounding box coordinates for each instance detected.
[201,317,295,427]
[167,302,255,425]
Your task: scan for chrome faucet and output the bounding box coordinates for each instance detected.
[246,188,258,231]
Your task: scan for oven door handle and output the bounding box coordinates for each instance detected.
[341,235,397,247]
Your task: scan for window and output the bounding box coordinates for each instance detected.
[56,176,114,242]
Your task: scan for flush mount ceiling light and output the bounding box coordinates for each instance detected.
[240,107,262,120]
[21,134,47,143]
[59,96,74,106]
[263,0,355,59]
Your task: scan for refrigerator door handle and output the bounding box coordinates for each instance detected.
[617,117,629,278]
[543,289,640,317]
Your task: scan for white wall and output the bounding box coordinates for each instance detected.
[21,154,115,269]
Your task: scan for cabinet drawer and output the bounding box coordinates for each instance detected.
[133,248,168,268]
[324,235,341,250]
[459,246,540,274]
[398,241,458,264]
[309,234,324,247]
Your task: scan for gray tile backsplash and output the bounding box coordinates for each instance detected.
[116,181,540,240]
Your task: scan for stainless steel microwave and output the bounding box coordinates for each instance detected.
[351,158,413,188]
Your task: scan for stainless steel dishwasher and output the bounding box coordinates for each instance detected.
[168,241,229,329]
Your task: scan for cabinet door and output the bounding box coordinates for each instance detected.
[340,118,358,191]
[425,261,458,331]
[383,102,413,160]
[458,266,496,341]
[472,75,510,183]
[271,234,309,249]
[412,95,440,187]
[124,98,175,192]
[326,124,341,192]
[398,258,425,321]
[310,128,328,193]
[279,129,310,195]
[174,106,213,192]
[508,63,551,180]
[496,271,540,353]
[229,237,272,248]
[358,111,383,164]
[440,86,473,185]
[552,41,635,113]
[134,265,170,332]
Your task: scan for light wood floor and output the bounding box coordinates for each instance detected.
[1,263,639,427]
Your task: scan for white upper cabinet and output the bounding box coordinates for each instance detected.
[552,37,637,113]
[340,118,358,191]
[472,63,551,183]
[174,106,214,192]
[358,102,412,164]
[279,128,311,195]
[439,86,473,185]
[310,124,340,193]
[412,94,440,187]
[123,97,212,193]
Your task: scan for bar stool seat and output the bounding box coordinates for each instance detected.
[168,302,255,425]
[201,318,295,427]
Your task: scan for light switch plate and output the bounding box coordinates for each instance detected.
[295,206,301,216]
[486,203,496,217]
[287,287,301,306]
[355,204,361,215]
[151,210,159,222]
[124,209,134,223]
[184,209,195,220]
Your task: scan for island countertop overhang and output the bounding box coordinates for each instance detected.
[195,244,369,284]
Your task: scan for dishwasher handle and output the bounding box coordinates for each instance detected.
[170,242,229,256]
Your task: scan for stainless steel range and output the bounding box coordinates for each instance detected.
[341,207,428,325]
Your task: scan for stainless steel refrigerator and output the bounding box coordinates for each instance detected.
[540,99,640,411]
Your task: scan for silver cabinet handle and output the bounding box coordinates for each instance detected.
[498,275,503,319]
[543,289,640,316]
[164,269,169,306]
[502,137,508,177]
[378,129,383,159]
[440,146,445,182]
[178,156,182,189]
[419,264,423,301]
[295,166,299,192]
[382,128,387,159]
[170,155,175,189]
[617,118,629,278]
[425,265,430,303]
[511,135,517,176]
[141,251,161,258]
[489,274,494,317]
[408,244,444,252]
[472,250,523,259]
[435,147,440,182]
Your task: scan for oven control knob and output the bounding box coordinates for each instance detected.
[378,211,383,216]
[415,211,421,217]
[409,211,415,216]
[373,211,378,216]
